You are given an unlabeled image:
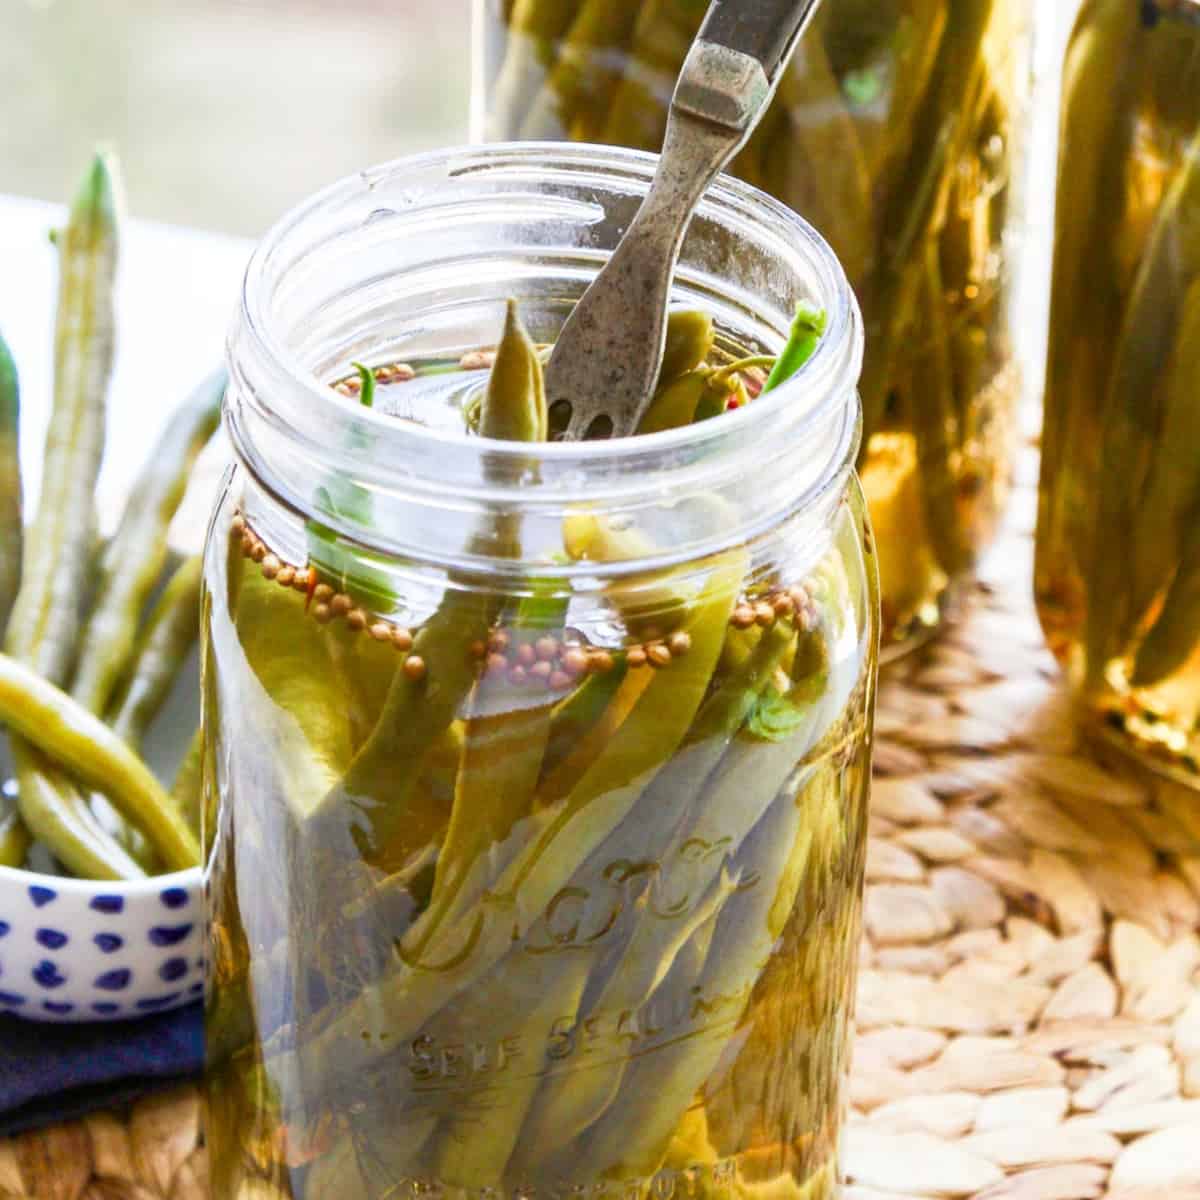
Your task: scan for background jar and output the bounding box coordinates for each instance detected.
[472,0,1033,658]
[1036,0,1200,784]
[203,144,877,1199]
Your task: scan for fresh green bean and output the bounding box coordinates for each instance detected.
[0,329,23,641]
[0,802,29,869]
[72,372,222,716]
[0,651,199,870]
[5,152,119,681]
[106,555,203,745]
[11,747,145,878]
[6,153,136,878]
[0,330,26,867]
[81,553,205,870]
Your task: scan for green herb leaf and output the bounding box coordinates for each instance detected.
[747,686,817,743]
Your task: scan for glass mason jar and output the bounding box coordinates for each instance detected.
[472,0,1032,657]
[1036,0,1200,782]
[202,144,878,1200]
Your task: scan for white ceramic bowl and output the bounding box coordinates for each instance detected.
[0,863,203,1022]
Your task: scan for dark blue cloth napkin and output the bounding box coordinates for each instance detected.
[0,1002,203,1136]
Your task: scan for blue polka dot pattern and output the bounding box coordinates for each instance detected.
[33,960,66,989]
[2,866,201,1021]
[94,968,132,992]
[148,924,193,947]
[136,993,181,1011]
[159,957,189,982]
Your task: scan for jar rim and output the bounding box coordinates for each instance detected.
[228,142,863,568]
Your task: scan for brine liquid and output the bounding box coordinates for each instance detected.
[201,390,877,1198]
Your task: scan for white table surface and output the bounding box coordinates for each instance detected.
[0,194,252,544]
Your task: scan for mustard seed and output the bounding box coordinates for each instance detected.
[562,648,590,678]
[667,631,692,656]
[647,644,673,669]
[731,605,756,630]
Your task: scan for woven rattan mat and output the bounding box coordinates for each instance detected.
[4,444,1200,1200]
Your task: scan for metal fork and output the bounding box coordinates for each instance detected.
[545,0,824,441]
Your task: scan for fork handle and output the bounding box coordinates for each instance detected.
[675,0,824,134]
